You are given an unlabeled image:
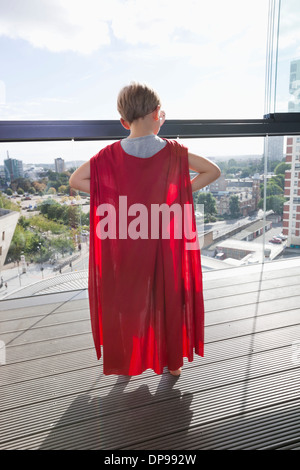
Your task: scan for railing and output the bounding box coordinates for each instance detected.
[1,114,300,142]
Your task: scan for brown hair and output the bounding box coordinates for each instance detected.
[117,81,161,124]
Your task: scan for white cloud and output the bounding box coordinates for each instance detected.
[0,0,268,57]
[110,0,269,77]
[112,0,268,47]
[0,0,112,54]
[0,0,270,122]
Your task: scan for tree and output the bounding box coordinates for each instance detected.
[258,194,286,215]
[272,174,285,190]
[47,187,57,195]
[32,181,46,194]
[11,177,32,193]
[228,158,238,168]
[260,173,285,198]
[58,185,68,194]
[193,192,199,207]
[51,235,75,257]
[38,199,57,216]
[241,169,250,178]
[197,192,217,216]
[18,215,30,229]
[29,214,66,235]
[229,195,240,218]
[35,243,52,264]
[266,181,283,197]
[81,210,90,226]
[47,202,64,221]
[67,205,81,228]
[274,162,291,175]
[7,225,26,262]
[24,232,44,257]
[0,192,20,212]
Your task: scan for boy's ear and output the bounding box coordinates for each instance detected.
[120,118,130,130]
[153,105,161,121]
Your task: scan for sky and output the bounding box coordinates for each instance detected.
[0,0,298,165]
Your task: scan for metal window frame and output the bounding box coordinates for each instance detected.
[0,113,299,143]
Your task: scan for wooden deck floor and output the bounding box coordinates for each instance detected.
[0,258,300,450]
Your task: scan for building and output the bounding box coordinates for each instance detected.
[55,158,65,173]
[282,136,300,248]
[209,176,261,216]
[281,59,300,248]
[214,238,282,264]
[0,209,20,270]
[288,59,300,112]
[232,220,272,242]
[4,154,24,182]
[208,174,227,191]
[264,136,284,161]
[215,191,256,217]
[252,174,261,207]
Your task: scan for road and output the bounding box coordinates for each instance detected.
[0,241,89,299]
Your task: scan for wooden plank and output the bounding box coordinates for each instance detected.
[1,369,299,449]
[0,260,299,450]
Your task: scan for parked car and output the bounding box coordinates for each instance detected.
[215,252,226,260]
[276,233,287,240]
[269,238,282,244]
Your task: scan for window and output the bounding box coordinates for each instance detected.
[0,0,269,121]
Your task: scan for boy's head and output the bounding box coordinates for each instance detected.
[117,81,161,125]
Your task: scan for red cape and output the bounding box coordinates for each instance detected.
[88,139,204,375]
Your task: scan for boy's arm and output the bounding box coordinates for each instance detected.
[69,160,91,194]
[188,152,221,192]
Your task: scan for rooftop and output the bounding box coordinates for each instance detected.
[215,238,284,263]
[1,257,299,450]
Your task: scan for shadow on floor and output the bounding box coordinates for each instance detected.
[39,371,194,450]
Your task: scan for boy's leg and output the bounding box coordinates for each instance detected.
[169,367,182,376]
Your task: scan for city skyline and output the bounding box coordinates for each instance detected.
[0,144,285,170]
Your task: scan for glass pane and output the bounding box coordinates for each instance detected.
[275,0,300,112]
[2,133,300,300]
[0,139,95,299]
[282,135,300,248]
[0,0,269,121]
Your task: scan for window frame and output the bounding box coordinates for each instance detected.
[0,113,300,143]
